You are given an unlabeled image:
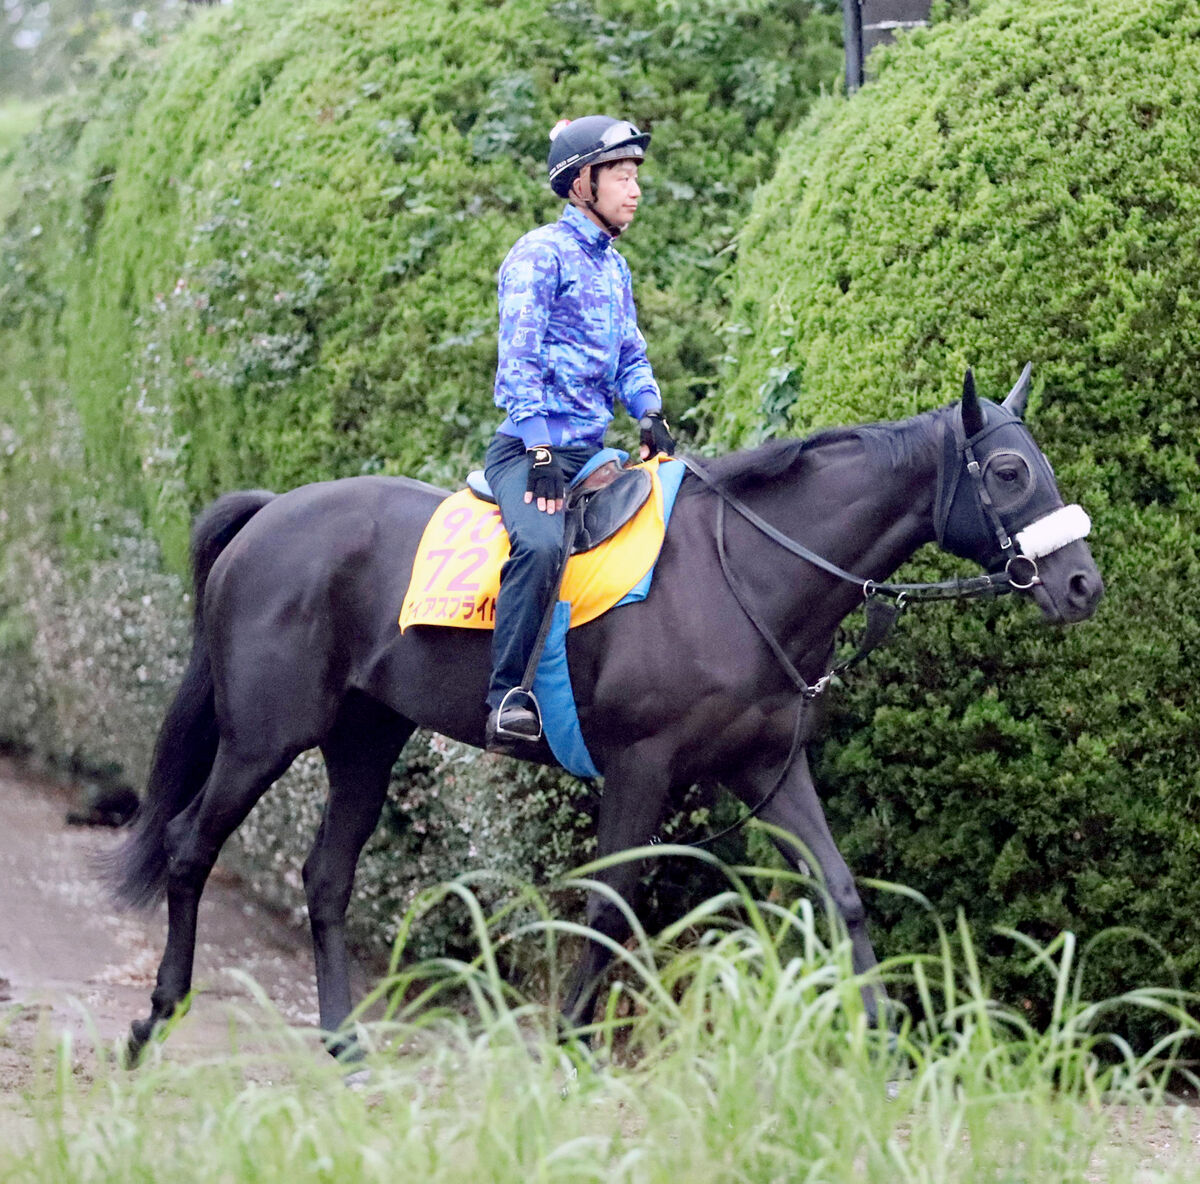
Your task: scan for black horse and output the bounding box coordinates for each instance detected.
[110,369,1102,1063]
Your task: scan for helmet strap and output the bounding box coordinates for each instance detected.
[571,165,624,238]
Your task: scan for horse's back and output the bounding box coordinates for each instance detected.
[256,474,447,526]
[212,475,445,566]
[202,475,447,658]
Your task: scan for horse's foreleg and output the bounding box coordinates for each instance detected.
[308,700,414,1060]
[561,746,671,1032]
[744,748,889,1028]
[127,742,295,1064]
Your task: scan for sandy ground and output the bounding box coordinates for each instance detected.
[0,756,367,1104]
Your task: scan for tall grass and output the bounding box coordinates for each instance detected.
[5,850,1199,1182]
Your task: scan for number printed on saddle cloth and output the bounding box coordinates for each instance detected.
[400,499,506,629]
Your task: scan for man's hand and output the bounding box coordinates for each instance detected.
[525,446,565,513]
[639,412,676,461]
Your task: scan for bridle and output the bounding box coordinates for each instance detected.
[937,420,1040,589]
[664,406,1092,847]
[933,402,1073,593]
[679,402,1092,699]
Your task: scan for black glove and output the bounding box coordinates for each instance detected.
[639,411,676,458]
[525,446,565,508]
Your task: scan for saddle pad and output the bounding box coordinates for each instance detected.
[400,455,675,632]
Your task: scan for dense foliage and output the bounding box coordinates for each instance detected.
[712,0,1200,1020]
[2,0,841,566]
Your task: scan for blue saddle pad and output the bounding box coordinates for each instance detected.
[534,457,686,778]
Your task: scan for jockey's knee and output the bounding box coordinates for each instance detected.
[509,525,566,570]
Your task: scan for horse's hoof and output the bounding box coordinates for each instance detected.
[124,1021,152,1069]
[324,1030,365,1066]
[342,1067,373,1091]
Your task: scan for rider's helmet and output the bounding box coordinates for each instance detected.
[547,115,650,197]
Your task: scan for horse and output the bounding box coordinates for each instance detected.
[109,368,1102,1064]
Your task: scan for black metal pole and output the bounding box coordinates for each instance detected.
[846,2,933,94]
[843,0,864,94]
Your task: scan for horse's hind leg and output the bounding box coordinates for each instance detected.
[305,694,414,1059]
[127,741,298,1063]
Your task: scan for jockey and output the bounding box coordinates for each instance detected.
[483,114,675,753]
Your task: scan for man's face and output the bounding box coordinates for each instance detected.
[577,159,641,232]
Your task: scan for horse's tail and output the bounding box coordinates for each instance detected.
[106,490,276,909]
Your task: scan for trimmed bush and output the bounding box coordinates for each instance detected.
[713,0,1200,1023]
[3,0,841,567]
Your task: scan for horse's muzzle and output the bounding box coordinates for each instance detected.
[1027,538,1104,623]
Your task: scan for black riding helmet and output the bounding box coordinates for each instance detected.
[547,115,650,198]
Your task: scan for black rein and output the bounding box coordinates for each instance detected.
[665,452,1015,850]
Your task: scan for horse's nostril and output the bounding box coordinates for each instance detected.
[1069,571,1099,607]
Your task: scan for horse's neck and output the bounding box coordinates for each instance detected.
[739,433,939,649]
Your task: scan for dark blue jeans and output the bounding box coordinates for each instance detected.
[484,433,600,710]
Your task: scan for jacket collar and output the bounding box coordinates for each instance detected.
[559,203,612,254]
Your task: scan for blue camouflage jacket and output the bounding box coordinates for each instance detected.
[494,204,661,449]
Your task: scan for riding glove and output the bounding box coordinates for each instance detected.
[639,412,676,458]
[526,446,565,506]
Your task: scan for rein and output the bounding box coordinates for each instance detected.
[656,425,1090,849]
[664,448,1017,850]
[677,452,1017,697]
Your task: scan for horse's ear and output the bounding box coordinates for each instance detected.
[961,368,984,437]
[1002,361,1032,419]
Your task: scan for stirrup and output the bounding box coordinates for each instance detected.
[494,686,543,742]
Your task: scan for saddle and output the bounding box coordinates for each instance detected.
[400,452,682,635]
[465,454,653,553]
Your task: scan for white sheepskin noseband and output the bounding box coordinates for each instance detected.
[1014,504,1091,559]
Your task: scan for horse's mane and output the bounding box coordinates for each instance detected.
[698,406,950,492]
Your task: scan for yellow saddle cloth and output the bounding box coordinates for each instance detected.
[400,456,673,632]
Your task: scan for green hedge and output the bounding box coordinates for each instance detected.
[3,0,840,568]
[712,0,1200,1024]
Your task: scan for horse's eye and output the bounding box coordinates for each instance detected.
[983,451,1033,504]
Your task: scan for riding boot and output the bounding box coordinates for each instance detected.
[482,433,597,753]
[485,693,542,754]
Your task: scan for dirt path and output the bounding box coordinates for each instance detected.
[0,756,364,1099]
